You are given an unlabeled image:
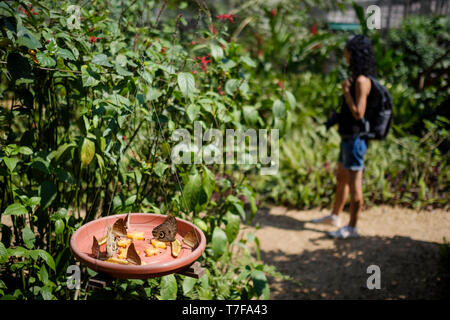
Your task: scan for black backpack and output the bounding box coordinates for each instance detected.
[361,76,393,140]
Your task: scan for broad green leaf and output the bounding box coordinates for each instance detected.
[177,72,195,97]
[160,274,177,300]
[53,143,75,163]
[81,65,100,87]
[7,246,28,257]
[115,64,133,76]
[36,52,56,67]
[285,90,296,109]
[0,242,8,264]
[210,44,223,60]
[92,54,113,67]
[193,218,208,233]
[3,203,27,216]
[225,212,240,243]
[40,181,57,210]
[212,227,227,258]
[186,104,200,121]
[16,33,41,50]
[22,227,36,249]
[35,249,56,272]
[225,79,240,96]
[272,99,285,117]
[240,56,256,68]
[18,146,33,155]
[39,265,49,285]
[80,138,95,166]
[40,286,53,300]
[182,277,197,295]
[183,169,202,212]
[57,48,75,61]
[243,106,259,125]
[201,166,215,201]
[251,270,270,299]
[154,162,169,178]
[3,157,19,172]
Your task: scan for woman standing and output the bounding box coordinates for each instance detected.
[312,35,377,239]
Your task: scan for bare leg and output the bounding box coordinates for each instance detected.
[348,169,363,228]
[332,163,349,216]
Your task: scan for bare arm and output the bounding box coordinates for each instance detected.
[341,75,371,121]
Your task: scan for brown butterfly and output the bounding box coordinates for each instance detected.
[152,214,177,242]
[126,242,141,265]
[106,225,117,258]
[112,217,127,237]
[183,229,199,249]
[92,236,100,258]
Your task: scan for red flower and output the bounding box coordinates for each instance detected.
[160,47,167,54]
[277,80,284,89]
[210,25,217,35]
[191,41,198,45]
[89,36,99,44]
[216,12,236,23]
[311,23,318,36]
[123,135,128,142]
[19,4,38,16]
[220,43,226,50]
[192,70,198,74]
[270,9,277,17]
[257,49,263,57]
[196,55,211,73]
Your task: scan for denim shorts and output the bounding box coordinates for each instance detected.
[338,136,368,171]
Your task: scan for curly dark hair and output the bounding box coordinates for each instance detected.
[345,35,377,78]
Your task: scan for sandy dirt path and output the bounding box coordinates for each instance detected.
[250,205,450,299]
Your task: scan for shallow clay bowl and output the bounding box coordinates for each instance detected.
[70,213,206,279]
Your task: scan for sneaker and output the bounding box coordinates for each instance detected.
[311,214,341,227]
[328,226,359,239]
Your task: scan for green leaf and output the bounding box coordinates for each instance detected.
[115,64,133,76]
[57,48,75,61]
[154,162,169,178]
[53,143,76,163]
[201,166,215,201]
[92,54,113,67]
[182,277,197,295]
[39,265,49,285]
[22,227,35,249]
[40,181,57,210]
[243,106,259,125]
[35,249,56,272]
[0,242,8,264]
[40,286,53,300]
[285,90,296,109]
[225,79,240,96]
[80,138,95,166]
[177,72,196,97]
[251,270,270,299]
[7,246,28,258]
[212,227,227,258]
[3,203,28,216]
[81,65,100,87]
[36,52,56,67]
[16,33,41,50]
[225,212,240,243]
[210,44,223,60]
[193,218,208,233]
[183,169,202,212]
[186,104,200,121]
[160,274,177,300]
[273,99,285,117]
[240,56,257,68]
[18,146,33,155]
[3,157,19,172]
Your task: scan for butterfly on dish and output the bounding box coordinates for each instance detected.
[152,214,178,242]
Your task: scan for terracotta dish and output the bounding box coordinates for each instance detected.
[70,213,206,279]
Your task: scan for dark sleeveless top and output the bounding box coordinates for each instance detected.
[338,77,377,138]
